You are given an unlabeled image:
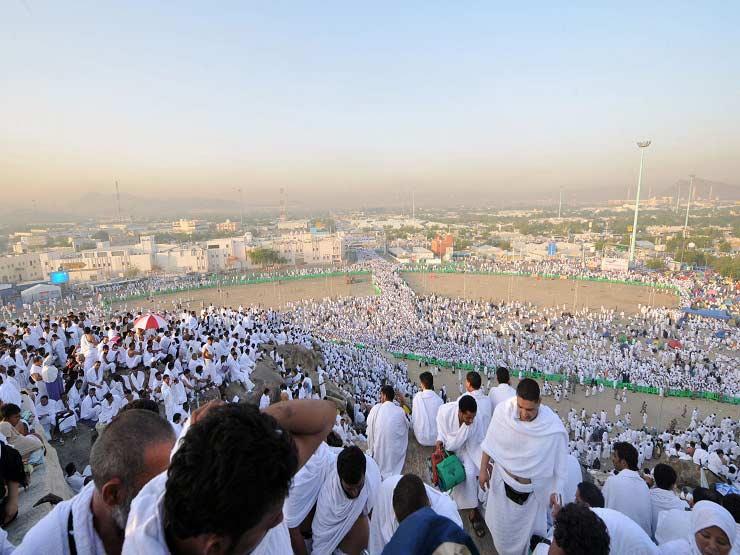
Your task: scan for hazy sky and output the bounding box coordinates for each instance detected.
[1,1,739,209]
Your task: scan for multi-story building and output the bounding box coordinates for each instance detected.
[431,234,454,258]
[269,232,344,265]
[202,237,249,271]
[0,253,45,283]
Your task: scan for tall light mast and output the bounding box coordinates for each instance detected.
[628,140,651,265]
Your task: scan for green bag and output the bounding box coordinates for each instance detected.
[436,452,466,492]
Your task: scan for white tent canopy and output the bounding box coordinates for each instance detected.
[20,284,62,303]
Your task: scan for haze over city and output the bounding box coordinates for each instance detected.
[2,1,740,217]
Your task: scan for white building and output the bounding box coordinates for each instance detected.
[268,232,344,265]
[202,237,249,272]
[0,253,45,283]
[277,219,309,232]
[39,248,155,283]
[154,246,208,274]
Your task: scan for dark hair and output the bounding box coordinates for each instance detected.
[419,372,434,390]
[722,493,740,524]
[65,462,77,476]
[516,378,540,402]
[393,474,429,523]
[1,404,20,419]
[496,367,510,384]
[552,503,610,555]
[380,385,395,401]
[119,398,161,414]
[326,431,344,447]
[458,395,477,414]
[90,410,175,492]
[576,482,604,508]
[613,442,638,471]
[653,464,677,490]
[164,404,297,542]
[465,371,481,390]
[337,446,366,485]
[693,487,723,505]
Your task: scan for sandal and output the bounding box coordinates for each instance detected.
[469,512,487,538]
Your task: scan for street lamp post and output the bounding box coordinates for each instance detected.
[628,140,651,265]
[683,175,694,239]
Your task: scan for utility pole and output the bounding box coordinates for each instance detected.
[115,181,122,222]
[628,141,651,265]
[558,187,563,219]
[238,187,244,228]
[683,175,694,239]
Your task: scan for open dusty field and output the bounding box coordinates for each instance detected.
[402,272,679,314]
[401,357,740,430]
[111,274,375,313]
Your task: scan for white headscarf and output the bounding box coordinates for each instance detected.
[658,500,736,555]
[691,500,736,547]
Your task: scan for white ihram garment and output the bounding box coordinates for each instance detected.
[122,472,292,555]
[368,474,462,555]
[435,401,483,510]
[411,389,443,447]
[480,397,568,555]
[283,442,331,528]
[592,507,659,555]
[312,453,381,555]
[602,468,652,536]
[366,401,409,480]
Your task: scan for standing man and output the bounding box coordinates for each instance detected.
[480,378,568,555]
[461,371,493,436]
[436,395,485,536]
[366,385,410,480]
[488,367,516,415]
[411,371,443,447]
[602,442,652,536]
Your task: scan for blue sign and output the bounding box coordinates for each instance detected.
[50,271,70,284]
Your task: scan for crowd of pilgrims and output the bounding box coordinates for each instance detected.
[0,252,733,554]
[93,265,360,304]
[289,258,739,398]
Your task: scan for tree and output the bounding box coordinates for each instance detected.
[645,258,665,270]
[124,266,141,278]
[92,230,110,241]
[248,248,285,267]
[717,240,732,253]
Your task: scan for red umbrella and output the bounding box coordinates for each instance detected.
[133,314,168,330]
[667,339,682,349]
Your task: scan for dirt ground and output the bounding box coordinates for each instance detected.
[403,272,679,314]
[111,274,375,313]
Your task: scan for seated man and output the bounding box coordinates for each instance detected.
[16,409,176,555]
[79,387,102,423]
[123,400,336,555]
[0,403,44,463]
[649,463,688,539]
[572,481,659,555]
[382,474,479,555]
[369,473,462,553]
[0,441,27,527]
[312,445,382,555]
[603,441,652,536]
[532,502,610,555]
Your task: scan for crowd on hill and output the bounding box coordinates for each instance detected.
[0,251,735,554]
